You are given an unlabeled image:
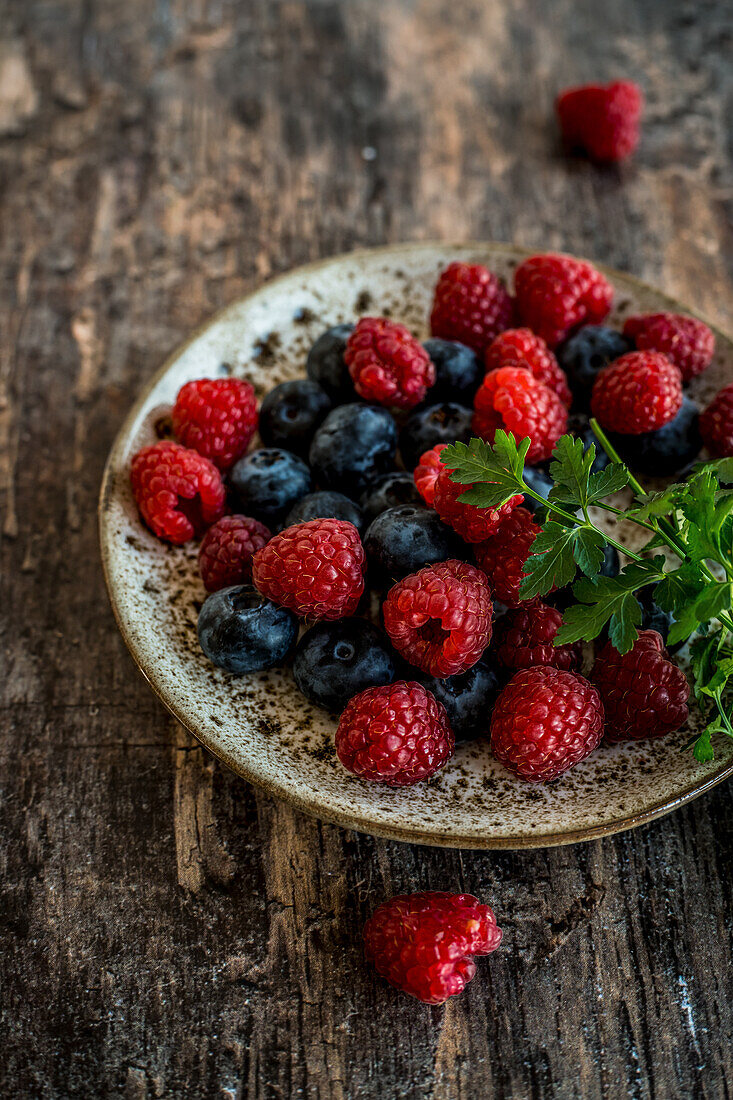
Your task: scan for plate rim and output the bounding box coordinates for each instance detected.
[98,239,733,849]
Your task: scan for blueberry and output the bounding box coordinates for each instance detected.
[607,396,702,478]
[309,403,398,498]
[399,402,474,470]
[198,585,298,674]
[360,472,422,526]
[306,323,355,403]
[364,504,465,585]
[557,326,633,410]
[601,544,620,578]
[229,448,312,526]
[638,585,685,653]
[422,339,483,404]
[258,379,332,457]
[285,490,364,533]
[566,413,609,473]
[522,464,554,515]
[293,619,396,712]
[418,658,505,741]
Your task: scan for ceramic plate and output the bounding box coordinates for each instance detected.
[99,242,733,848]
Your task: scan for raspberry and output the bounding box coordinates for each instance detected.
[490,666,604,782]
[335,681,454,786]
[473,367,568,464]
[383,560,493,676]
[485,328,572,406]
[514,253,613,348]
[591,351,683,435]
[474,506,541,607]
[700,383,733,457]
[413,443,448,506]
[430,262,514,355]
[591,630,690,743]
[344,317,435,409]
[252,518,365,620]
[198,514,271,592]
[364,891,502,1004]
[494,601,582,671]
[130,440,226,544]
[432,455,523,545]
[556,81,643,162]
[172,378,258,470]
[623,313,715,383]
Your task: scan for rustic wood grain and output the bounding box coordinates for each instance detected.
[1,0,733,1096]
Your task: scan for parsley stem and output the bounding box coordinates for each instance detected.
[520,484,644,562]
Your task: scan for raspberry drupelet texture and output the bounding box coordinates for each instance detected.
[130,440,226,544]
[591,351,683,435]
[623,313,715,383]
[473,367,568,464]
[700,383,733,457]
[344,317,435,409]
[413,443,448,507]
[198,514,272,592]
[556,80,643,162]
[364,891,502,1004]
[485,328,572,407]
[335,681,454,786]
[252,518,365,620]
[430,262,515,356]
[591,630,690,743]
[432,454,523,544]
[514,253,613,348]
[383,560,493,677]
[494,601,582,672]
[490,666,604,782]
[474,506,541,607]
[172,378,258,470]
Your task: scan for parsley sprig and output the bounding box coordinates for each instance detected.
[442,425,733,762]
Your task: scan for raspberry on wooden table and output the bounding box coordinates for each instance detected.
[494,601,582,672]
[591,350,683,434]
[700,383,733,457]
[382,559,493,677]
[172,378,258,470]
[474,506,541,608]
[556,80,643,162]
[344,317,435,409]
[335,681,454,786]
[473,367,568,464]
[484,328,572,407]
[623,313,715,383]
[514,253,613,348]
[252,518,365,620]
[432,452,524,544]
[591,630,690,742]
[198,514,271,593]
[364,891,502,1004]
[130,440,226,545]
[430,261,515,355]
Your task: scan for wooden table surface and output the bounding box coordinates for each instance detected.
[2,1,733,1096]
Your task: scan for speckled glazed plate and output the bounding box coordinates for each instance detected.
[99,242,733,848]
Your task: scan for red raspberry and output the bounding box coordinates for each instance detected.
[335,681,454,786]
[591,630,690,743]
[514,253,613,348]
[130,440,226,545]
[344,317,435,409]
[700,383,733,457]
[252,518,365,620]
[432,457,523,545]
[494,601,582,671]
[623,312,715,383]
[474,506,541,607]
[473,367,568,464]
[591,351,682,434]
[430,262,515,355]
[413,443,448,506]
[383,560,492,677]
[198,514,271,592]
[485,328,572,406]
[172,378,258,470]
[364,891,501,1004]
[556,81,643,162]
[490,666,604,782]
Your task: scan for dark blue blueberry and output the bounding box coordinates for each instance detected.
[399,402,474,470]
[607,396,702,478]
[285,490,364,533]
[360,472,422,526]
[422,339,483,404]
[198,585,298,674]
[309,403,398,498]
[418,658,506,741]
[306,323,355,403]
[258,379,332,457]
[566,413,610,474]
[364,504,465,585]
[557,326,633,411]
[601,544,620,578]
[229,447,312,526]
[293,619,396,712]
[522,463,554,515]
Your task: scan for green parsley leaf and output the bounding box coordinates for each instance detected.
[586,463,630,504]
[519,522,578,599]
[693,724,717,763]
[554,560,663,653]
[548,435,594,509]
